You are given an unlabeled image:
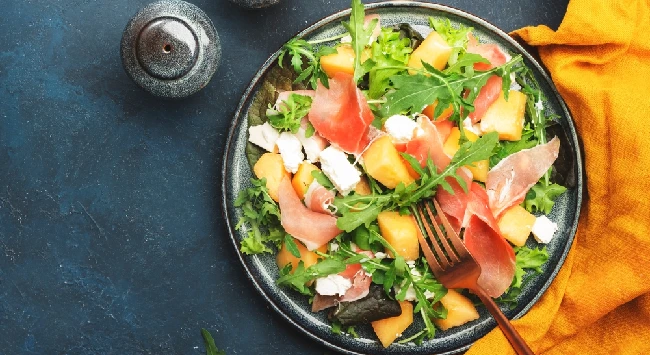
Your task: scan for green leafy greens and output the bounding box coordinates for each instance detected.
[497,246,549,309]
[201,329,226,355]
[266,93,313,134]
[364,28,413,99]
[341,0,378,83]
[525,183,567,215]
[428,17,473,66]
[279,38,337,89]
[234,178,286,255]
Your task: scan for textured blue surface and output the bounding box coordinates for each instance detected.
[0,0,567,354]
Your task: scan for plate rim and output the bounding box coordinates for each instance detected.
[221,1,583,354]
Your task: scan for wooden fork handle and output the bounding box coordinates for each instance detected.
[475,288,535,355]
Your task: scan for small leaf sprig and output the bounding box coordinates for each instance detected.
[234,178,286,255]
[278,37,339,90]
[265,93,314,135]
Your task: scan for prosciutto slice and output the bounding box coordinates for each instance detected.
[466,36,508,123]
[303,181,335,215]
[405,116,451,173]
[311,250,374,312]
[278,178,341,250]
[486,137,561,218]
[308,72,374,154]
[468,75,503,124]
[464,214,516,297]
[436,181,514,297]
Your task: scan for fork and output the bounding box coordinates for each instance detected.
[413,199,535,355]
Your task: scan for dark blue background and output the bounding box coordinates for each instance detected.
[0,0,567,353]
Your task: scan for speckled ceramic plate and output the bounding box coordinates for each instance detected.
[222,2,582,354]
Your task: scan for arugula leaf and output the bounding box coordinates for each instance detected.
[201,329,226,355]
[265,93,312,134]
[235,178,286,255]
[276,259,347,296]
[428,17,473,65]
[524,183,567,215]
[497,246,549,309]
[443,52,488,75]
[311,170,335,190]
[490,129,538,168]
[384,55,523,120]
[284,234,302,258]
[341,0,377,83]
[279,38,336,89]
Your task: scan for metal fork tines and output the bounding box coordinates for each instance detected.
[411,198,535,355]
[412,199,480,289]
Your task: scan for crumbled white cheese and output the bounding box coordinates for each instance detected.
[276,132,304,174]
[510,72,522,91]
[374,252,388,260]
[296,127,327,163]
[329,242,339,252]
[532,215,558,244]
[384,115,418,143]
[340,27,379,46]
[315,274,352,296]
[394,283,418,301]
[319,146,361,196]
[424,290,436,299]
[535,99,544,112]
[248,122,280,152]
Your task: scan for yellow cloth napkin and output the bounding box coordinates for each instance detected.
[467,0,650,354]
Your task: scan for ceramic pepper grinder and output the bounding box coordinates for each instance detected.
[121,0,221,99]
[228,0,280,9]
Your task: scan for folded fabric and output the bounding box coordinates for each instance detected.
[467,0,650,354]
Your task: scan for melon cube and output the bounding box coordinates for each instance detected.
[377,211,420,261]
[479,90,527,141]
[433,289,480,331]
[497,205,536,246]
[291,162,319,199]
[408,31,452,73]
[442,127,489,182]
[253,153,291,202]
[362,136,415,189]
[371,301,413,348]
[320,45,371,78]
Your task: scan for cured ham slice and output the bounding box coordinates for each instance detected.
[467,36,508,71]
[311,250,374,311]
[308,72,375,154]
[436,179,497,232]
[486,137,561,218]
[278,178,341,250]
[468,76,503,124]
[464,214,516,298]
[405,116,451,172]
[340,269,372,302]
[466,36,508,123]
[437,181,513,297]
[304,181,335,215]
[312,294,339,312]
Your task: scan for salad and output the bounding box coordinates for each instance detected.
[235,0,567,348]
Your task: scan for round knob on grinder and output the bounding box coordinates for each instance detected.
[121,0,221,99]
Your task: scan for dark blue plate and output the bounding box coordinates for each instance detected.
[222,2,583,354]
